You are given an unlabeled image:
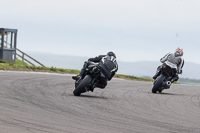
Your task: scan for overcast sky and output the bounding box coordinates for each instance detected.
[1,0,200,64]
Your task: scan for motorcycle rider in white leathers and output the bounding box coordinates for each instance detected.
[153,48,184,83]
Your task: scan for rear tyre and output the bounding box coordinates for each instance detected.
[152,75,165,93]
[73,75,92,96]
[158,89,163,93]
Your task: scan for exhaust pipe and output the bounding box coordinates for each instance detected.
[166,81,171,86]
[165,81,171,88]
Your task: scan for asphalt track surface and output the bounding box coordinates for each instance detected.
[0,71,200,133]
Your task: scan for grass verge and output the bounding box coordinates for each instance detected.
[0,59,80,74]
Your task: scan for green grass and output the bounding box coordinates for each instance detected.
[0,59,180,83]
[0,59,80,74]
[115,74,154,82]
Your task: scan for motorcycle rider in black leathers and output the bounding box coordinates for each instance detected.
[153,48,184,83]
[72,52,118,90]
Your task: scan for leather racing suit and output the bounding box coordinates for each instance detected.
[76,55,118,89]
[153,52,184,83]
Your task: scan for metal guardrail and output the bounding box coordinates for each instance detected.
[0,37,45,67]
[16,48,45,67]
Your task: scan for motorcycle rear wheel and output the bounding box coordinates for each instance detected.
[152,75,165,93]
[73,75,92,96]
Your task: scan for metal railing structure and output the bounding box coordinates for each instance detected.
[0,28,45,67]
[16,48,45,67]
[0,38,45,67]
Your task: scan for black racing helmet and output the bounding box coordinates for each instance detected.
[107,51,116,58]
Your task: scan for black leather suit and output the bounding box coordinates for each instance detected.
[79,55,118,88]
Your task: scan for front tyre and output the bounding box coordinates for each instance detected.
[152,75,166,93]
[73,75,92,96]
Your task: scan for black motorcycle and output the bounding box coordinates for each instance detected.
[152,62,177,93]
[73,64,101,96]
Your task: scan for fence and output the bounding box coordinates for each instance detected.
[16,48,45,67]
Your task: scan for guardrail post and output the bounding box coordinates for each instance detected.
[22,53,24,62]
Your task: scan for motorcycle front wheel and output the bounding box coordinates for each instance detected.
[73,75,92,96]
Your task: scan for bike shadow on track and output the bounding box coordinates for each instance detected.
[155,92,188,96]
[68,94,109,99]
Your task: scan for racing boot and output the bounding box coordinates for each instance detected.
[153,72,160,80]
[72,75,82,81]
[153,66,161,80]
[153,74,158,80]
[170,76,179,83]
[72,62,88,81]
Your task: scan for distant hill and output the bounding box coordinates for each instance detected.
[118,61,200,80]
[25,52,200,81]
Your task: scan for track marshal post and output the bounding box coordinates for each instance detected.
[0,28,18,63]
